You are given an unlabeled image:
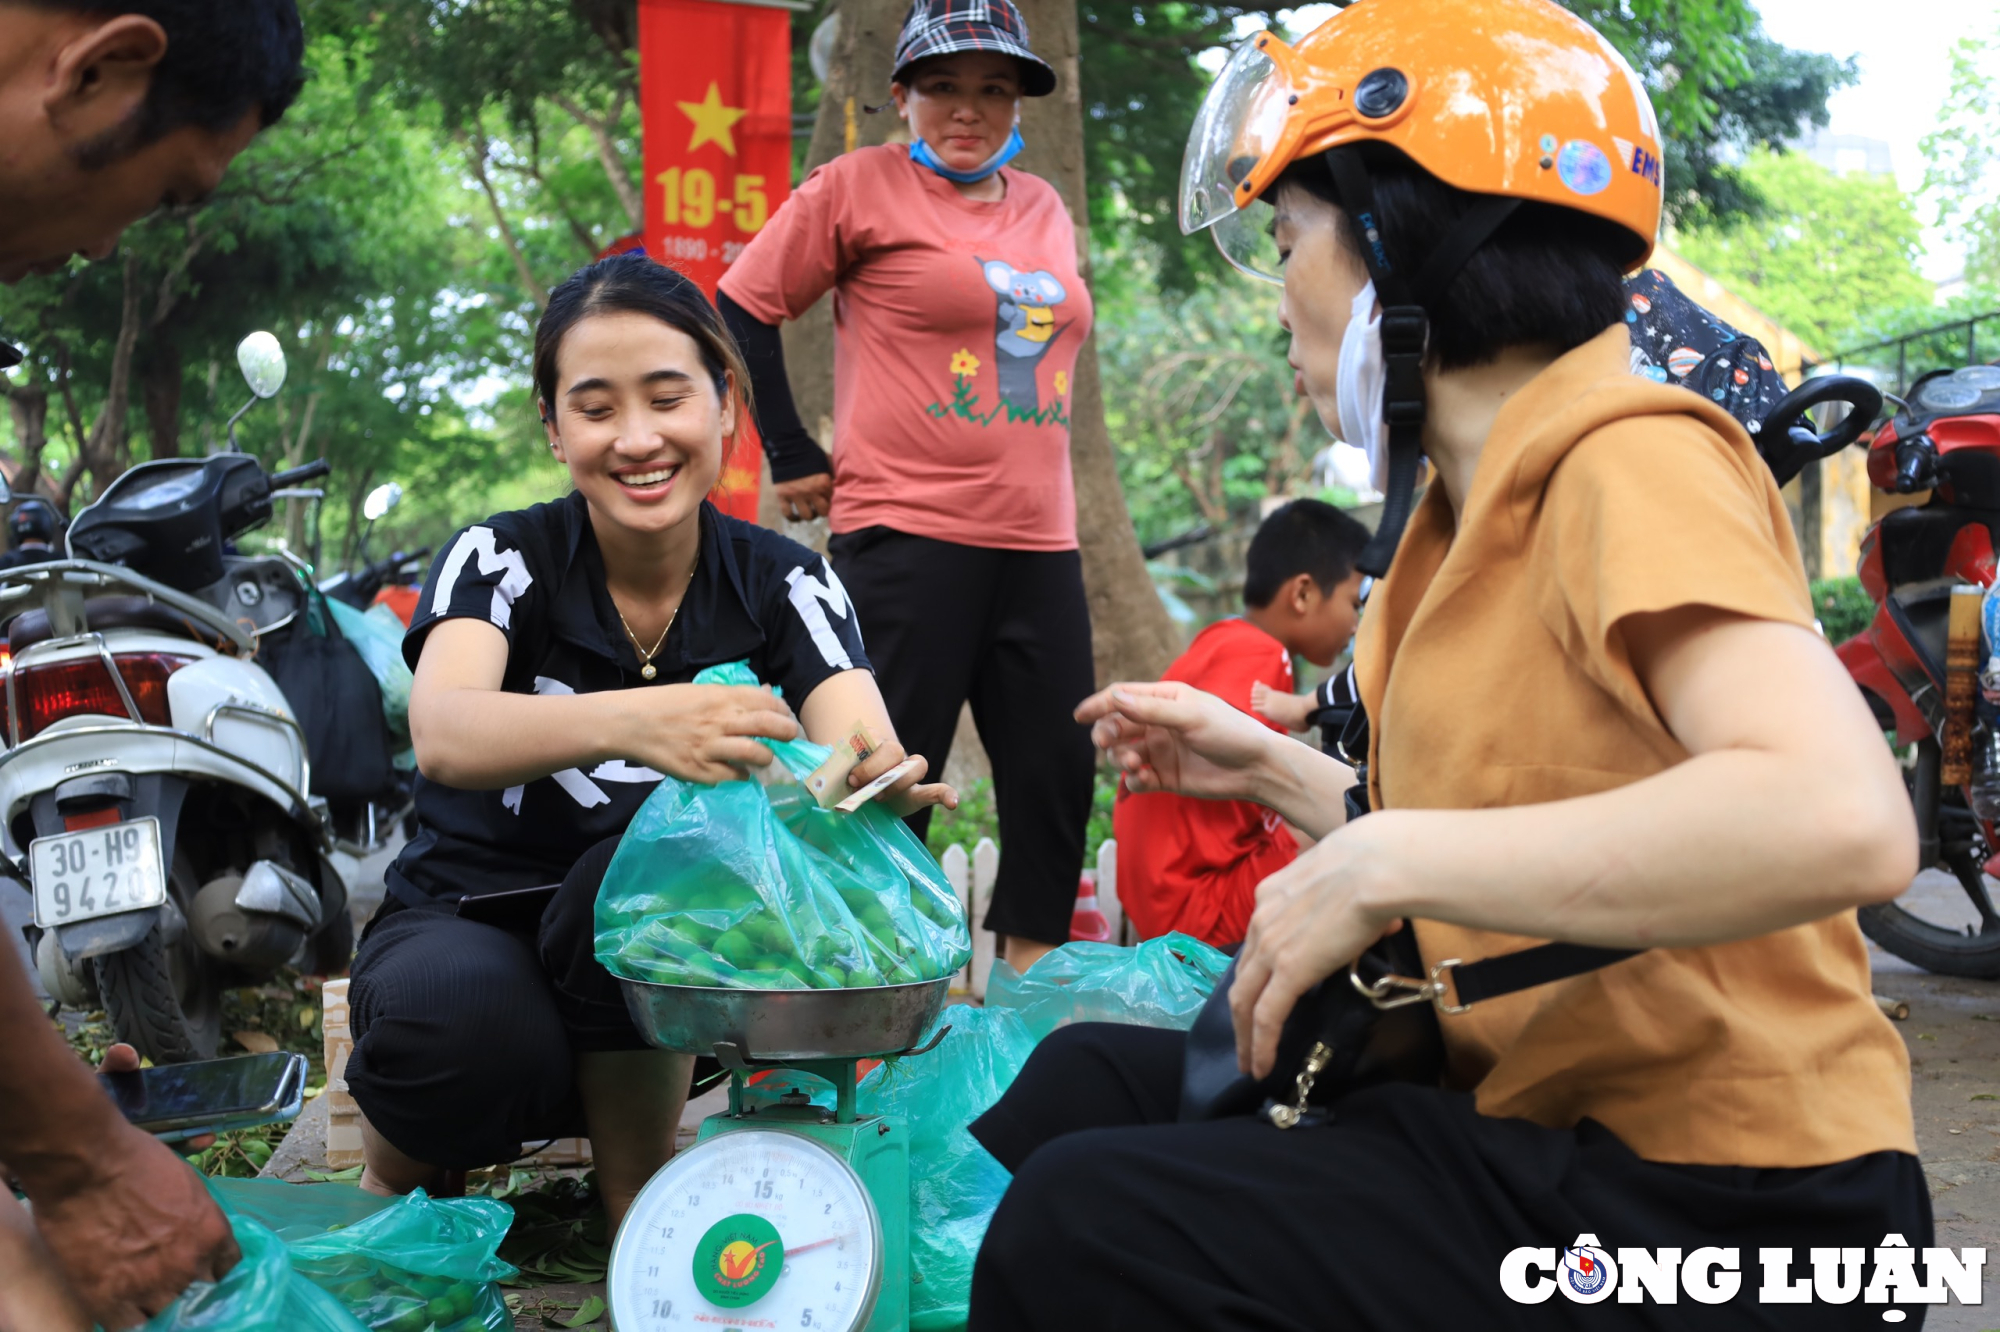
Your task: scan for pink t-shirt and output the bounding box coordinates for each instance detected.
[720,145,1092,551]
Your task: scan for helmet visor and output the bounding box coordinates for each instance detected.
[1210,200,1283,284]
[1179,37,1296,238]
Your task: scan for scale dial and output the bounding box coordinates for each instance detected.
[608,1129,883,1332]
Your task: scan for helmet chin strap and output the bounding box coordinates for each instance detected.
[1321,148,1519,578]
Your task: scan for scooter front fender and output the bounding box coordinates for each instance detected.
[1838,629,1929,746]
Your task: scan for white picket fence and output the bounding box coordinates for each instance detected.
[939,837,1124,1000]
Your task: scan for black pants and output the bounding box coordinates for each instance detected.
[344,837,649,1169]
[969,1024,1934,1331]
[829,527,1096,946]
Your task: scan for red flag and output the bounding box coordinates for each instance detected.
[639,0,793,521]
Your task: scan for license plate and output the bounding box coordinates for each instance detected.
[30,817,167,929]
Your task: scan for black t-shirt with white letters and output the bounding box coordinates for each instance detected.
[385,493,869,905]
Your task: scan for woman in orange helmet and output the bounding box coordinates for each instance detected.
[966,0,1931,1324]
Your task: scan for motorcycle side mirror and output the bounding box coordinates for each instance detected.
[1758,374,1885,489]
[0,475,13,506]
[236,332,287,400]
[362,482,403,522]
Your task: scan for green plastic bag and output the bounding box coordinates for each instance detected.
[857,1006,1039,1332]
[325,597,413,743]
[140,1212,368,1332]
[718,945,1230,1332]
[200,1179,516,1332]
[595,661,971,989]
[984,932,1232,1039]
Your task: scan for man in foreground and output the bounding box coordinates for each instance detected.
[0,3,304,1326]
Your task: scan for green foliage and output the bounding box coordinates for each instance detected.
[1809,576,1874,645]
[1674,149,1933,350]
[1079,2,1243,290]
[1095,241,1318,545]
[1568,6,1854,221]
[1923,36,2000,292]
[1081,1,1851,287]
[926,770,1120,870]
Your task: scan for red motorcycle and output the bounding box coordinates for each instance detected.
[1831,363,2000,975]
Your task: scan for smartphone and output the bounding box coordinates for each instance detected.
[102,1051,308,1143]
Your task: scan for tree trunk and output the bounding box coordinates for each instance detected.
[462,131,551,308]
[142,343,183,459]
[553,91,644,233]
[1015,0,1178,685]
[6,387,50,499]
[795,0,1176,684]
[60,255,145,509]
[788,0,909,450]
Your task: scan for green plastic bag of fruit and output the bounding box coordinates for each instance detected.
[140,1210,369,1332]
[595,661,971,990]
[203,1179,515,1332]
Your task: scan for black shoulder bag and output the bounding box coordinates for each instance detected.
[1179,769,1645,1128]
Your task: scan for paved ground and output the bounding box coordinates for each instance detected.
[1872,869,2000,1329]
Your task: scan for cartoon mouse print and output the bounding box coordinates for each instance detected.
[982,258,1067,413]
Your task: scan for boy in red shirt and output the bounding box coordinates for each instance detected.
[1114,500,1370,947]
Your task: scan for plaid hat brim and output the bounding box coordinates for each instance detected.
[892,0,1057,96]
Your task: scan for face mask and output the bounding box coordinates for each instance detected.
[909,125,1024,184]
[1335,279,1389,490]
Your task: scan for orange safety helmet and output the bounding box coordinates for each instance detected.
[1180,0,1663,282]
[1180,0,1666,577]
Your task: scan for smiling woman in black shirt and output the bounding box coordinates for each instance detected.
[345,252,955,1228]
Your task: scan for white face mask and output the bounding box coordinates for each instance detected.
[1334,279,1388,491]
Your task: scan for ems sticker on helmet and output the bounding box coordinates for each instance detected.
[1556,140,1612,196]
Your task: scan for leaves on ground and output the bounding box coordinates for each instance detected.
[493,1174,610,1286]
[555,1295,606,1328]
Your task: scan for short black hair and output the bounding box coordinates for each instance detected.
[1273,149,1630,372]
[1243,499,1371,608]
[34,0,306,166]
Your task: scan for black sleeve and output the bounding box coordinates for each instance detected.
[757,541,871,708]
[401,515,547,670]
[717,290,832,484]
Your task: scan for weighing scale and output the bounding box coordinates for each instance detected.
[607,978,952,1332]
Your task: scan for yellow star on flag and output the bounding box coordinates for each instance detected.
[678,82,748,157]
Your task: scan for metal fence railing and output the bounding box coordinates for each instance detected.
[1828,311,2000,400]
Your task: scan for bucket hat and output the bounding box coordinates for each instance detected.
[891,0,1057,97]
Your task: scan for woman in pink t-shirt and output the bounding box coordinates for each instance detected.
[718,0,1094,972]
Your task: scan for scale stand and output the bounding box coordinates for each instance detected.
[607,980,951,1332]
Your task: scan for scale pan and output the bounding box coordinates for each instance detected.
[619,977,951,1062]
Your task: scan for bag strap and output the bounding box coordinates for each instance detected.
[1356,934,1642,1014]
[1450,941,1641,1006]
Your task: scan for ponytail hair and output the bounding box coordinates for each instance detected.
[532,252,753,440]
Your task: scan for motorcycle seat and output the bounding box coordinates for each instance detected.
[7,595,214,655]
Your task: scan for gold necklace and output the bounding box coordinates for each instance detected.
[614,555,697,681]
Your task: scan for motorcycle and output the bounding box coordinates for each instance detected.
[319,481,428,619]
[3,333,381,1062]
[1830,361,2000,976]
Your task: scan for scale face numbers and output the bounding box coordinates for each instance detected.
[608,1129,883,1332]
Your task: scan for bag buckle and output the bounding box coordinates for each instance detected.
[1265,1039,1333,1131]
[1349,956,1471,1015]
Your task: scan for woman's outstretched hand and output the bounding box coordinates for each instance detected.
[1075,681,1279,802]
[846,739,958,816]
[1228,823,1403,1080]
[627,683,801,784]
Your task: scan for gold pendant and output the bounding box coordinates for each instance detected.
[641,663,657,680]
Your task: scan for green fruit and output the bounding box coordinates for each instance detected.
[713,928,758,968]
[745,915,791,954]
[379,1304,432,1332]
